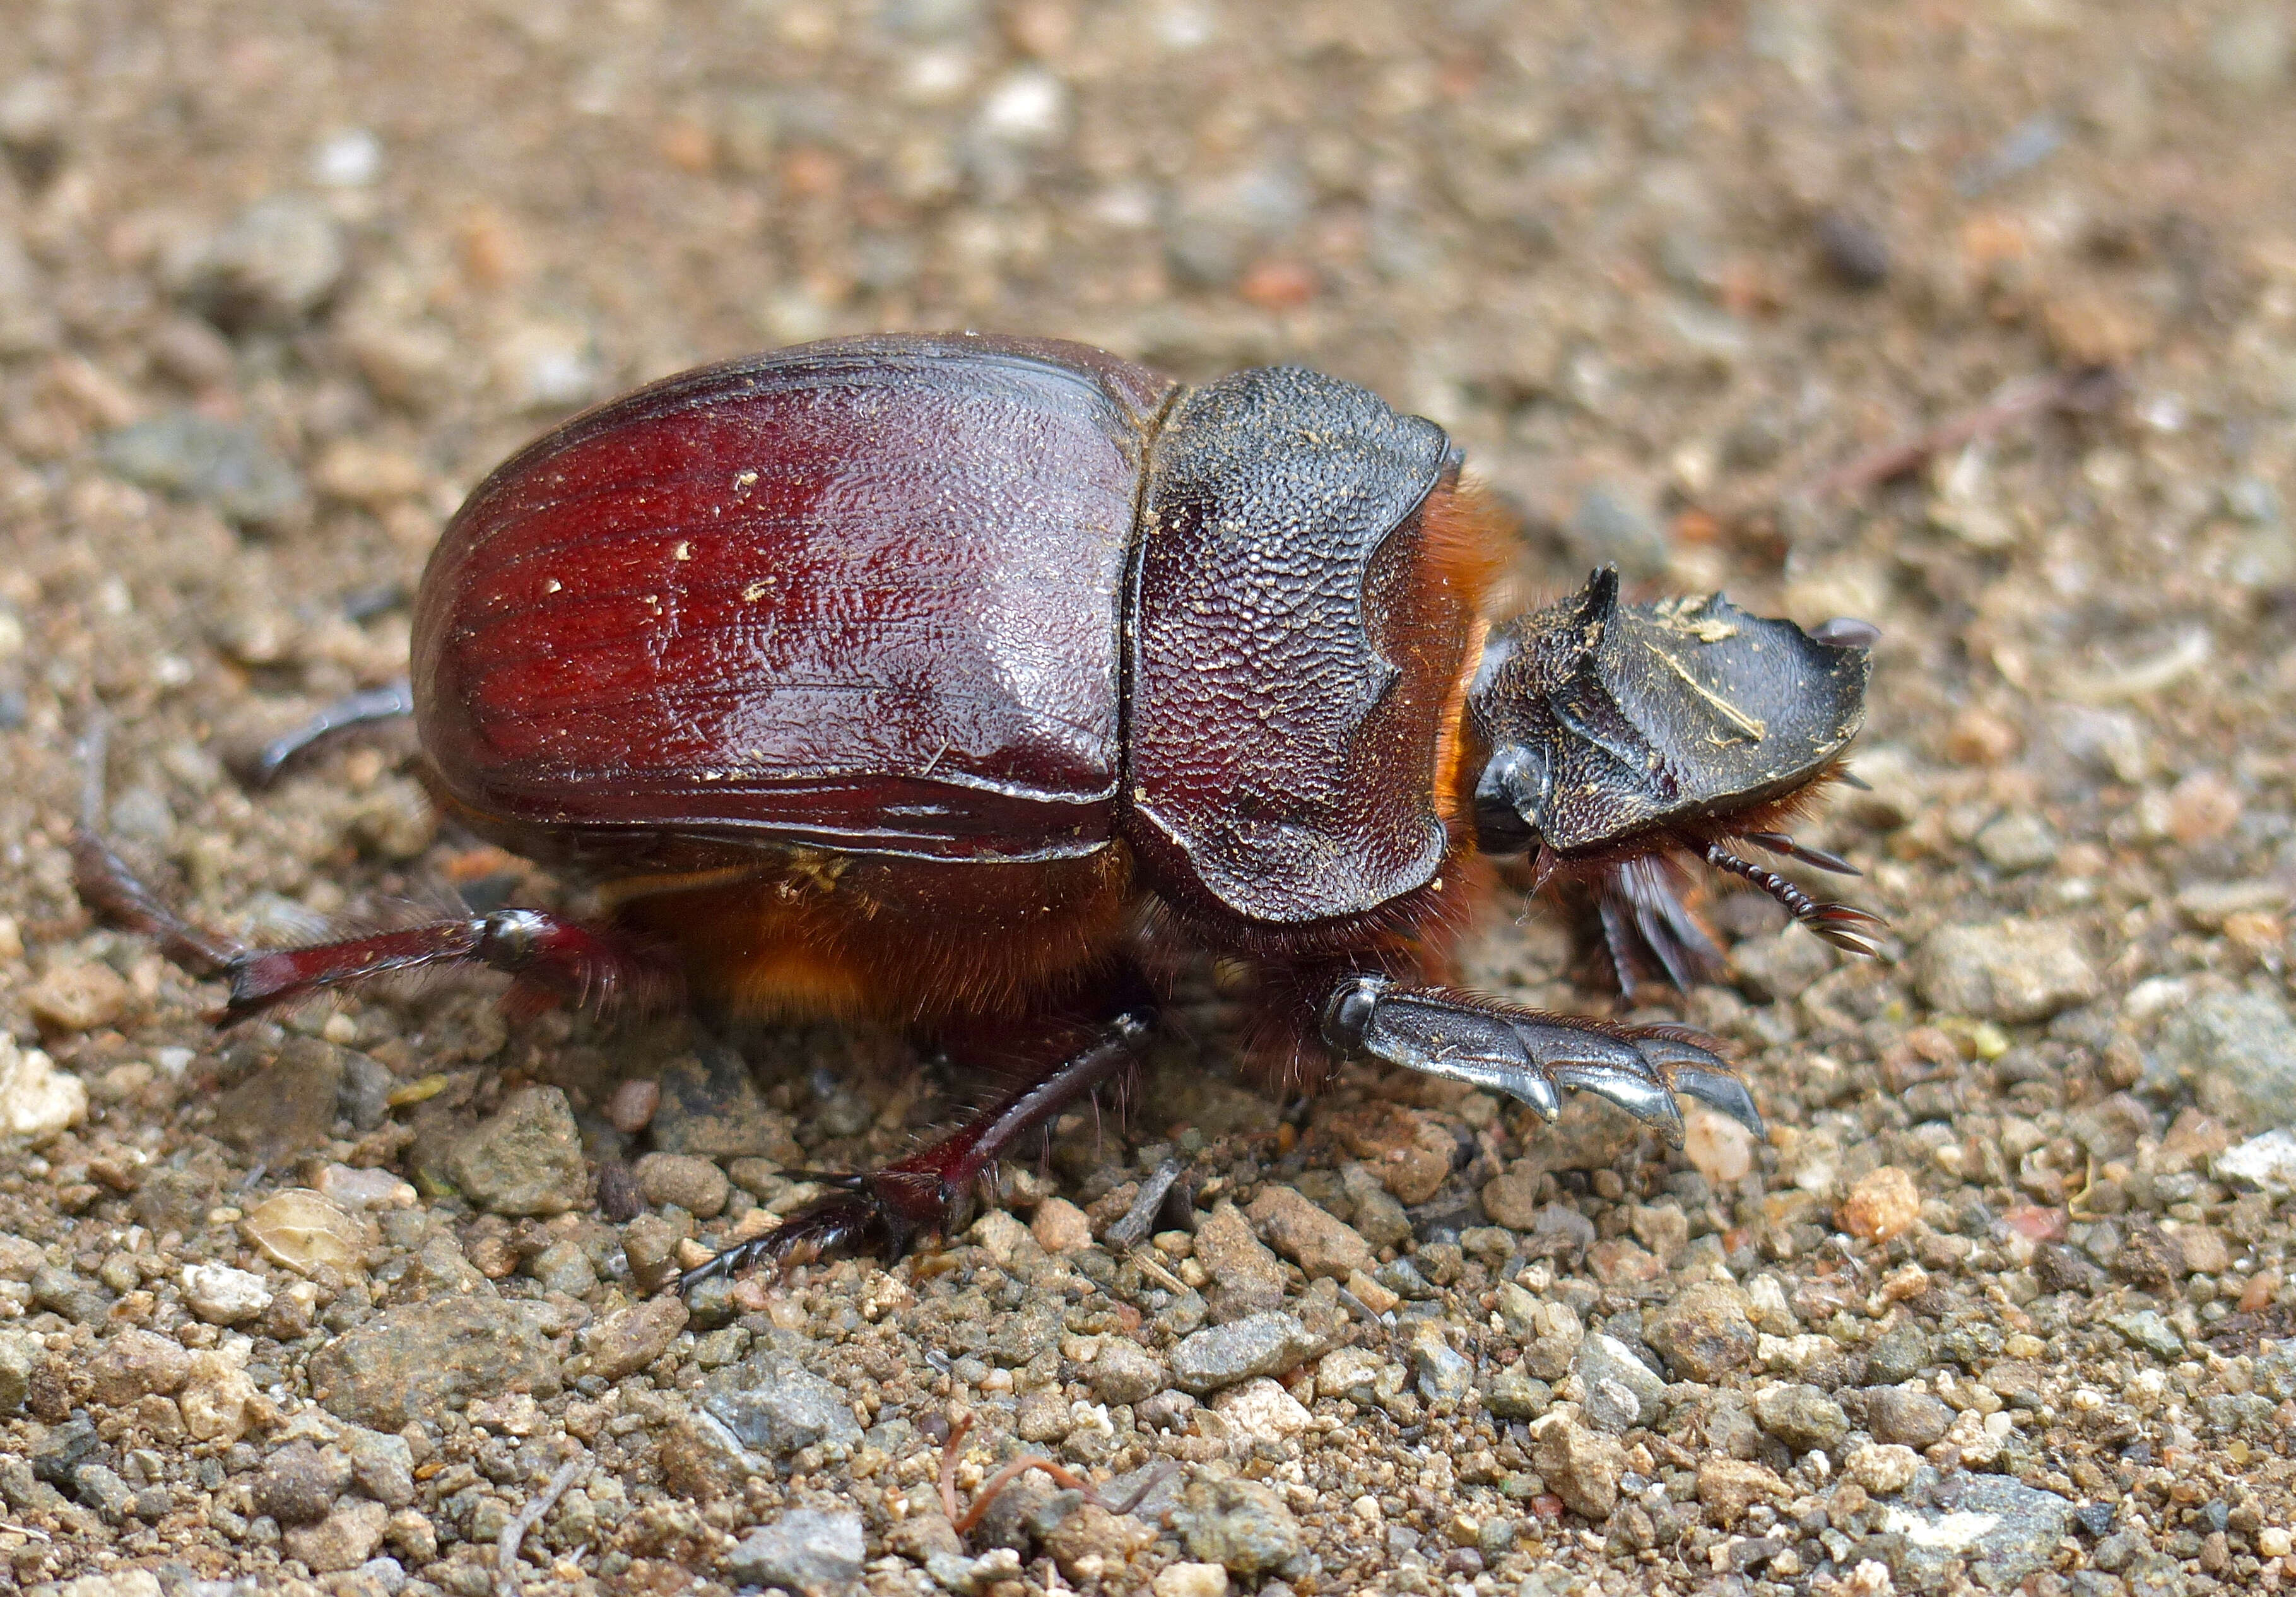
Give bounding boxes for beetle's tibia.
[1316,977,1761,1143]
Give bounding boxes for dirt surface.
[6,2,2296,1595]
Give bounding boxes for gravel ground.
[5,3,2296,1595]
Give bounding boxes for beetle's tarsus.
[669,1009,1155,1295]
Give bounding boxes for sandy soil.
[4,3,2296,1595]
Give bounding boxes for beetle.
[76,332,1881,1288]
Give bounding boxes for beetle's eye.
[1474,789,1534,855]
[1472,746,1542,856]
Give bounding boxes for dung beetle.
[76,333,1880,1288]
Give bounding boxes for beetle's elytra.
[77,333,1881,1287]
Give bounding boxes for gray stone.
[2150,989,2296,1133]
[1878,1473,2074,1591]
[1171,1312,1323,1394]
[1642,1283,1756,1382]
[32,1264,112,1323]
[1866,1385,1953,1449]
[172,194,348,325]
[2107,1309,2186,1363]
[1194,1203,1288,1324]
[98,412,306,528]
[212,1038,344,1164]
[1864,1321,1932,1386]
[72,1461,135,1521]
[728,1507,865,1596]
[651,1046,805,1161]
[1341,1162,1412,1249]
[1408,1322,1475,1405]
[1487,1364,1551,1420]
[1915,919,2098,1023]
[1573,1333,1665,1432]
[1732,927,1835,1003]
[307,1299,560,1431]
[1752,1383,1849,1452]
[705,1354,864,1462]
[1531,1415,1624,1519]
[447,1086,588,1217]
[1175,1476,1302,1578]
[339,1425,415,1508]
[254,1441,346,1533]
[1565,485,1669,579]
[1975,811,2059,874]
[1085,1340,1169,1406]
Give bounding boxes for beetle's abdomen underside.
[414,336,1175,863]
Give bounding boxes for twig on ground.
[497,1454,588,1597]
[1803,366,2121,499]
[938,1411,1177,1536]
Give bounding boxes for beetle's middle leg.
[676,1005,1155,1292]
[1318,972,1762,1145]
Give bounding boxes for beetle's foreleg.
[674,1009,1155,1294]
[1318,974,1762,1146]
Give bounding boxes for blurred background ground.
[3,2,2296,1595]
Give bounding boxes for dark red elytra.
[75,333,1881,1289]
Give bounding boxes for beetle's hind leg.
[674,1008,1155,1294]
[71,828,678,1023]
[1319,974,1762,1146]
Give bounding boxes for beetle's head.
[1466,567,1881,951]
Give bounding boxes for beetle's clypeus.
[77,333,1881,1288]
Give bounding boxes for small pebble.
[1210,1376,1312,1442]
[1815,211,1890,287]
[1643,1282,1756,1382]
[1155,1564,1230,1597]
[0,1035,86,1134]
[242,1189,375,1277]
[1531,1415,1624,1519]
[1030,1196,1093,1253]
[582,1297,690,1382]
[1839,1165,1921,1242]
[608,1076,661,1133]
[633,1152,731,1218]
[1916,919,2099,1023]
[449,1086,590,1216]
[1844,1442,1920,1495]
[26,960,131,1034]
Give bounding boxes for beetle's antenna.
[1743,831,1861,876]
[1704,841,1885,957]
